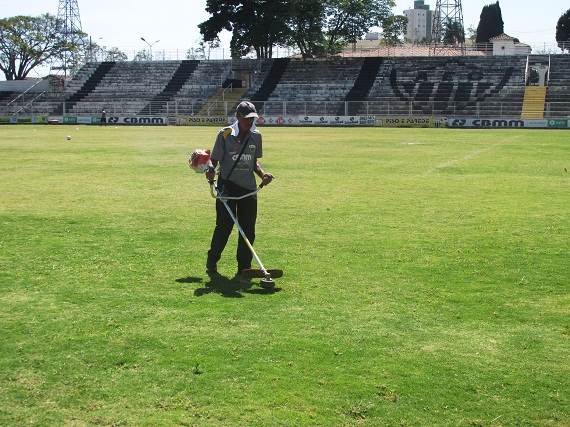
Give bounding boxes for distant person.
[100,110,107,127]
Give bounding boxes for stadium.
[1,1,569,426]
[1,51,570,129]
[2,0,570,128]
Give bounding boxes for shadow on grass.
[176,273,281,298]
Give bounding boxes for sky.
[446,0,568,48]
[2,0,567,49]
[1,0,568,79]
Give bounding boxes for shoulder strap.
[223,134,249,183]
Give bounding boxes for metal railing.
[3,99,569,120]
[60,42,570,63]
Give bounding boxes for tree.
[85,40,127,62]
[200,0,397,59]
[382,15,408,45]
[0,14,76,80]
[133,50,151,61]
[104,47,128,62]
[287,0,397,57]
[475,1,504,44]
[466,24,477,45]
[198,38,221,60]
[320,0,395,56]
[286,0,326,58]
[556,8,570,52]
[187,38,221,60]
[199,0,290,59]
[442,19,465,45]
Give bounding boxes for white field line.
[423,134,525,175]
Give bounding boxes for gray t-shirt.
[211,121,263,190]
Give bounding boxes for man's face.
[237,113,255,132]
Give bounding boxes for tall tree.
[475,1,504,44]
[287,0,396,57]
[199,0,290,59]
[323,0,395,56]
[0,14,75,80]
[286,0,326,58]
[200,0,397,59]
[556,8,570,52]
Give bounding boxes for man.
[205,101,273,277]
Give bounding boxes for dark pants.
[207,182,257,272]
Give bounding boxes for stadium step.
[341,57,384,115]
[521,86,547,119]
[138,60,199,115]
[51,62,115,115]
[198,87,247,116]
[250,58,290,113]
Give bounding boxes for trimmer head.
[241,269,281,289]
[259,277,276,289]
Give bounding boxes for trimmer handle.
[209,181,261,200]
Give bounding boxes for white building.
[404,0,433,43]
[490,33,531,56]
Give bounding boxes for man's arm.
[255,160,273,186]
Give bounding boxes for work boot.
[234,265,252,282]
[237,265,251,276]
[206,260,218,275]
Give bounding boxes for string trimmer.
[189,149,282,289]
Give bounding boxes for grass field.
[1,125,569,426]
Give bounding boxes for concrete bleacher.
[15,55,557,120]
[357,55,526,116]
[61,61,183,115]
[245,57,366,115]
[240,55,527,118]
[0,78,52,116]
[45,61,231,116]
[546,56,570,118]
[51,62,116,115]
[170,60,235,115]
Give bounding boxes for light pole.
[141,37,160,60]
[89,36,103,61]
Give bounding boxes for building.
[404,0,433,43]
[490,34,531,56]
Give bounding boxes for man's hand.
[206,166,216,183]
[261,173,274,186]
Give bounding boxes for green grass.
[1,125,569,426]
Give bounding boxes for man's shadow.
[176,273,281,298]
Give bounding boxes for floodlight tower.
[51,0,83,77]
[431,0,465,54]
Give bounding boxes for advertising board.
[178,116,227,126]
[379,117,441,128]
[0,116,48,124]
[447,118,550,128]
